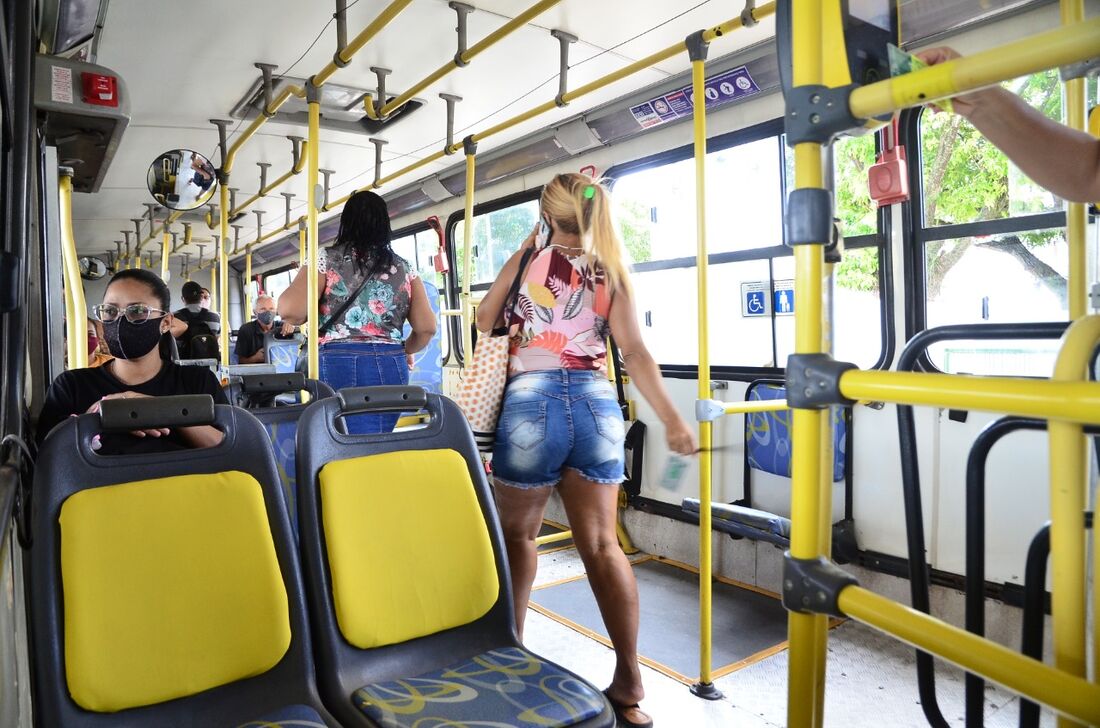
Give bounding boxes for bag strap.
[318,275,372,337]
[490,246,535,336]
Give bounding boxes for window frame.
[392,220,453,364]
[900,106,1068,374]
[444,187,544,364]
[260,262,298,298]
[604,118,894,379]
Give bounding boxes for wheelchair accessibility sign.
[741,280,795,317]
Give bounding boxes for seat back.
[296,386,514,707]
[228,374,336,536]
[402,279,443,393]
[30,397,329,727]
[744,381,847,482]
[265,332,305,374]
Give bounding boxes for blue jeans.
[492,369,626,488]
[318,341,408,434]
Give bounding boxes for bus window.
[915,69,1089,375]
[263,268,295,304]
[453,198,540,287]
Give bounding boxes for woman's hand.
[914,47,997,119]
[86,392,170,438]
[520,224,538,250]
[664,415,698,456]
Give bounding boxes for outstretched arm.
[918,47,1100,203]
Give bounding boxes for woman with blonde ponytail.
[477,172,696,728]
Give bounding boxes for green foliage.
[616,198,653,264]
[833,134,877,237]
[835,246,880,293]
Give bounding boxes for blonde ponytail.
[541,173,633,296]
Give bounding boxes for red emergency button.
[81,72,118,107]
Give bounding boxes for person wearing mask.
[476,173,697,728]
[173,280,221,360]
[917,47,1100,204]
[37,269,226,454]
[86,317,113,368]
[200,287,213,310]
[236,294,296,365]
[278,190,437,433]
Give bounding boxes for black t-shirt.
[36,361,228,453]
[234,320,268,361]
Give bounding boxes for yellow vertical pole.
[160,228,170,281]
[461,143,477,366]
[1062,0,1087,320]
[687,40,719,697]
[245,247,254,321]
[58,169,88,370]
[1048,316,1100,728]
[786,1,829,726]
[134,251,142,270]
[218,186,230,366]
[306,88,321,380]
[209,251,218,315]
[299,218,307,269]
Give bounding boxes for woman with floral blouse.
[278,190,436,433]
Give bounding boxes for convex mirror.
[78,256,108,280]
[147,149,218,211]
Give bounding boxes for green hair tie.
[583,184,596,199]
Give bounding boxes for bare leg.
[558,470,648,719]
[493,481,553,639]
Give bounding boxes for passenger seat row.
[30,382,614,727]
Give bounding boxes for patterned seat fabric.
[353,646,605,728]
[237,704,327,727]
[746,384,847,481]
[262,420,299,535]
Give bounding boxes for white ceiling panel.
[72,0,771,256]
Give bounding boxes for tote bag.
[455,247,534,452]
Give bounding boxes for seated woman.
[278,190,437,433]
[86,316,113,368]
[37,269,226,454]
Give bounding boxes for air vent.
[229,75,423,135]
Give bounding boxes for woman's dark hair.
[105,269,175,361]
[334,190,394,277]
[106,268,171,310]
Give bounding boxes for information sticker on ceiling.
[629,65,759,130]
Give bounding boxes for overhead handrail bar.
[327,4,777,210]
[364,0,563,121]
[696,398,789,421]
[229,137,308,218]
[58,168,88,370]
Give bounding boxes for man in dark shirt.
[235,294,296,364]
[174,281,222,359]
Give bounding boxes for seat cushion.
[353,646,606,728]
[319,448,498,649]
[59,471,291,712]
[237,704,327,727]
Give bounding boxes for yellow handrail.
[1062,0,1088,322]
[58,170,88,370]
[689,53,717,691]
[229,143,308,218]
[218,184,230,365]
[837,370,1100,425]
[312,0,415,88]
[786,0,829,724]
[1047,316,1100,728]
[244,247,253,321]
[837,586,1100,726]
[847,18,1100,121]
[370,0,563,120]
[305,97,321,380]
[160,228,170,281]
[460,150,476,363]
[724,400,789,415]
[534,530,573,547]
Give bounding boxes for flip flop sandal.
[603,689,654,728]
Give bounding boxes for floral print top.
[506,244,612,376]
[316,246,418,345]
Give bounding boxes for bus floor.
[524,546,1056,727]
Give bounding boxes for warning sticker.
[629,65,760,130]
[51,66,73,104]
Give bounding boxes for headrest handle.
[337,386,428,413]
[99,395,215,431]
[240,372,306,394]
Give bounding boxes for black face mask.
[102,317,164,360]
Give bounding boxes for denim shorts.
[318,340,408,434]
[492,369,626,488]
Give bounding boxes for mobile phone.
[535,217,552,248]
